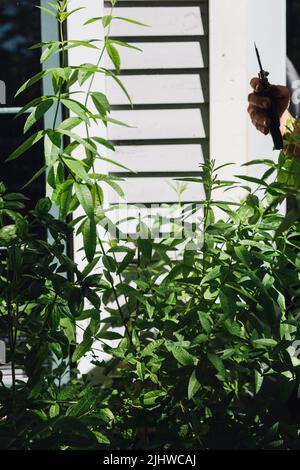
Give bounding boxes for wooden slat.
[107,73,208,105]
[107,176,205,203]
[103,0,209,205]
[105,40,208,69]
[106,144,207,172]
[106,6,208,37]
[108,108,208,140]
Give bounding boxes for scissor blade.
[254,42,264,73]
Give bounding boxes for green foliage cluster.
[1,0,300,450]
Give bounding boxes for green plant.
[0,184,110,449]
[1,0,300,450]
[98,157,300,449]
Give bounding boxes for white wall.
[209,0,286,183]
[68,0,287,374]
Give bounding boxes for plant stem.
[81,6,133,344]
[53,20,66,130]
[202,162,213,273]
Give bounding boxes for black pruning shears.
[254,43,283,150]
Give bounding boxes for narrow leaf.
[75,183,94,219]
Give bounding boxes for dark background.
[0,0,45,213]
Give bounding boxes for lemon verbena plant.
[2,0,300,450]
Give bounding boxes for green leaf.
[188,370,201,400]
[174,177,203,183]
[84,15,148,28]
[62,157,90,183]
[143,390,166,406]
[96,155,133,173]
[103,255,117,272]
[72,336,93,362]
[15,96,48,119]
[171,346,198,367]
[114,17,149,27]
[40,42,60,64]
[74,183,94,219]
[253,338,278,348]
[66,389,96,417]
[98,116,133,128]
[141,340,164,358]
[92,136,115,151]
[97,331,123,341]
[63,7,85,21]
[15,69,50,97]
[254,370,264,394]
[35,5,57,19]
[83,218,97,263]
[23,165,47,189]
[207,353,226,380]
[49,403,60,418]
[117,251,135,274]
[59,130,97,154]
[58,116,82,131]
[100,68,132,106]
[94,431,110,445]
[44,130,61,166]
[94,175,125,198]
[201,266,221,285]
[234,174,267,186]
[61,98,89,123]
[82,256,101,278]
[3,193,29,201]
[84,16,102,25]
[65,40,100,51]
[109,40,142,52]
[90,92,110,115]
[97,408,114,424]
[0,225,17,245]
[6,130,45,161]
[242,159,275,167]
[106,42,121,73]
[275,208,300,238]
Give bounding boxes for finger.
[250,109,271,129]
[247,104,257,118]
[255,123,269,135]
[250,77,263,93]
[248,93,270,109]
[268,84,289,99]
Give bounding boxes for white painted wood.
[108,108,207,140]
[247,0,286,169]
[107,177,205,203]
[209,0,248,183]
[106,144,206,172]
[105,41,208,70]
[209,0,286,185]
[107,73,208,104]
[106,7,207,37]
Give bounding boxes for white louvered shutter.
[104,0,209,205]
